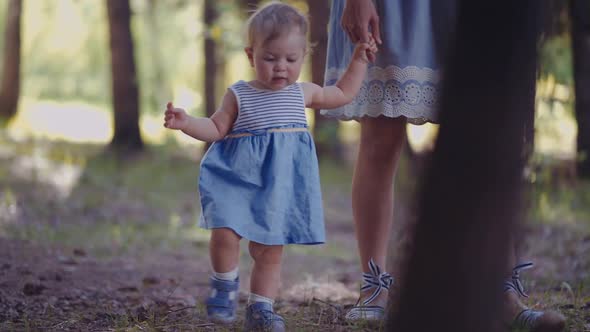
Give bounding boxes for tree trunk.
[389,2,542,331]
[106,0,143,152]
[570,0,590,179]
[307,0,343,161]
[146,0,170,113]
[0,0,22,125]
[238,0,260,12]
[203,0,222,152]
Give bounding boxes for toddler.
[163,1,377,330]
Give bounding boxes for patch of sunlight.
[408,123,439,153]
[0,189,20,228]
[8,98,112,143]
[338,120,360,144]
[174,218,210,243]
[338,121,439,154]
[7,97,205,147]
[23,0,91,58]
[226,51,253,86]
[168,214,181,233]
[11,154,83,199]
[535,99,576,158]
[173,85,202,114]
[305,109,315,129]
[554,84,571,102]
[284,274,358,303]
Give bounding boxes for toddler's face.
[246,29,306,90]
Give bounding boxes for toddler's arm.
[301,38,377,110]
[164,90,238,142]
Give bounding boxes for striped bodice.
[229,80,308,133]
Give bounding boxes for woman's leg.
[248,242,284,299]
[352,116,407,307]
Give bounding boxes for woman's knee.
[248,242,283,265]
[359,117,407,163]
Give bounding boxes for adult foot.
[504,263,565,332]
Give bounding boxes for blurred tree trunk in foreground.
[570,0,590,179]
[0,0,22,125]
[107,0,143,152]
[307,0,343,161]
[389,2,542,332]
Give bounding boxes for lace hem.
[322,65,442,125]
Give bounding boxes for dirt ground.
[1,208,589,331]
[0,143,589,331]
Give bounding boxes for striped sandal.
[505,262,565,332]
[345,259,394,321]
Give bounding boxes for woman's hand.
[341,0,381,45]
[163,102,189,130]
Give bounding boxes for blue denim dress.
[198,81,326,245]
[322,0,457,124]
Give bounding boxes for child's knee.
[210,228,241,247]
[248,242,283,264]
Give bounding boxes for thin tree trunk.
[307,0,343,161]
[0,0,22,124]
[203,0,222,152]
[389,2,542,331]
[107,0,143,152]
[238,0,260,12]
[146,0,169,113]
[570,0,590,178]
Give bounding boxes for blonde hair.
[245,1,308,47]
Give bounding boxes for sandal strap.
[345,305,386,320]
[513,308,543,329]
[504,262,533,298]
[360,258,394,306]
[210,276,239,292]
[207,276,239,309]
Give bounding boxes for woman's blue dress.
[322,0,457,124]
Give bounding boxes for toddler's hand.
[353,35,378,64]
[163,102,188,130]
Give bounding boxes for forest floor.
[0,137,589,331]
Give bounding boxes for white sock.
[213,266,239,281]
[248,292,274,306]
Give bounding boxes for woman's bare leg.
[352,116,407,307]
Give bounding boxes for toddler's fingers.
[166,102,173,109]
[367,51,376,63]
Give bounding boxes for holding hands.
[354,35,378,64]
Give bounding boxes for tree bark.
[389,2,542,331]
[307,0,343,161]
[0,0,22,124]
[106,0,143,152]
[146,0,170,114]
[203,0,222,152]
[570,0,590,178]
